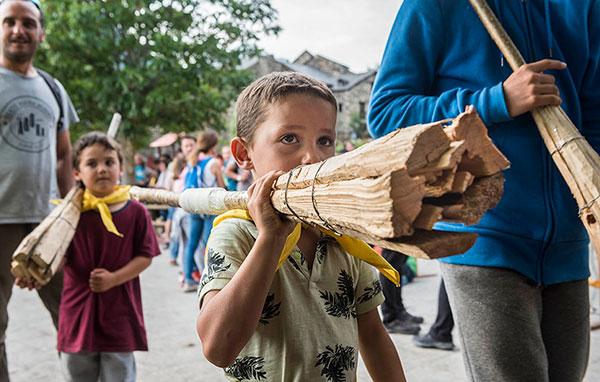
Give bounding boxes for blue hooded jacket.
[368,0,600,285]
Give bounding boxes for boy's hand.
[247,171,295,238]
[503,59,566,117]
[89,268,117,293]
[14,277,41,290]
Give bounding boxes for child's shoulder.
[109,198,148,219]
[213,216,257,238]
[209,217,258,251]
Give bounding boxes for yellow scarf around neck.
[213,209,400,286]
[81,185,131,237]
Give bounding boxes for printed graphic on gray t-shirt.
[0,66,79,224]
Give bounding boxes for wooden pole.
[107,112,122,138]
[468,0,600,256]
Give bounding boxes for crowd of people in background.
[131,133,254,292]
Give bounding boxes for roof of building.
[242,52,376,92]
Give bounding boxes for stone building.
[244,51,376,140]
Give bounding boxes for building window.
[338,103,343,112]
[359,102,366,119]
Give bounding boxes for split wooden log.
[468,0,600,258]
[10,187,84,285]
[132,107,509,259]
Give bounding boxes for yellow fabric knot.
[81,185,131,237]
[212,209,400,286]
[590,279,600,289]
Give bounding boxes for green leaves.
[36,0,279,146]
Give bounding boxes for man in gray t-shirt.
[0,1,79,380]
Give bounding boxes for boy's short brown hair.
[72,131,122,170]
[235,72,337,145]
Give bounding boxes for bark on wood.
[11,187,83,285]
[444,106,510,177]
[441,172,505,224]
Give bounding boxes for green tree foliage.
[36,0,280,145]
[348,111,368,139]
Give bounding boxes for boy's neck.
[296,226,322,268]
[107,200,128,212]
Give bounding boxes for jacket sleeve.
[368,0,511,139]
[580,0,600,152]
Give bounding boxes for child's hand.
[247,171,295,238]
[14,277,41,290]
[89,268,117,293]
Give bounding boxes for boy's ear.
[73,168,81,182]
[231,137,254,171]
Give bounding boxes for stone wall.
[334,74,376,141]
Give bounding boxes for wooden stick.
[107,112,122,138]
[468,0,600,255]
[11,187,83,285]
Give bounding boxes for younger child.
[59,132,160,381]
[196,72,406,381]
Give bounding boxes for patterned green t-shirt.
[198,218,384,382]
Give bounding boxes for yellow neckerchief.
[81,185,131,237]
[590,279,600,289]
[212,209,400,286]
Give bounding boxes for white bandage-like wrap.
[179,188,229,215]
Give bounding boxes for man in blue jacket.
[369,0,599,380]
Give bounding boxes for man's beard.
[2,40,39,63]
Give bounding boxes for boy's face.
[237,94,337,178]
[74,143,122,198]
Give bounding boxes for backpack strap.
[184,164,199,189]
[37,69,64,132]
[197,158,212,188]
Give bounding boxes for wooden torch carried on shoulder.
[132,106,509,259]
[468,0,600,268]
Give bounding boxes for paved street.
[6,252,600,381]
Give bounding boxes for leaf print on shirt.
[357,279,382,304]
[319,269,356,319]
[288,254,302,272]
[200,248,231,288]
[315,344,356,382]
[259,293,281,325]
[316,236,334,264]
[224,356,267,380]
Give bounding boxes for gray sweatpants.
[441,263,589,382]
[60,351,136,382]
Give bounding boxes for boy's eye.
[280,134,298,144]
[317,136,334,146]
